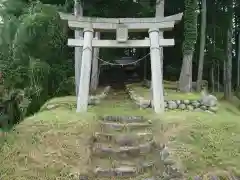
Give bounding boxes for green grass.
[128,83,201,100]
[0,85,240,179]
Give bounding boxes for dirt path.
[90,88,153,116]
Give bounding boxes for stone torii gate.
[59,12,182,113]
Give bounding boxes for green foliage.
[0,0,70,124]
[182,0,198,55]
[13,3,65,61]
[0,88,30,130]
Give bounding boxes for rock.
[164,101,168,108]
[88,97,100,105]
[183,99,190,105]
[115,135,136,146]
[46,104,56,109]
[139,99,151,108]
[103,116,145,122]
[176,100,181,105]
[187,105,194,111]
[100,122,151,132]
[79,175,89,180]
[140,161,155,170]
[201,94,218,107]
[194,108,203,112]
[208,106,218,113]
[163,157,176,166]
[205,110,214,114]
[200,105,207,110]
[191,100,201,108]
[165,164,183,178]
[139,141,154,153]
[115,166,137,177]
[160,146,170,161]
[98,93,106,99]
[168,101,178,109]
[193,175,202,180]
[178,104,186,110]
[94,167,115,177]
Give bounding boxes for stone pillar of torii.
[59,8,182,114]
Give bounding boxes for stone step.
[93,166,137,177]
[91,152,159,167]
[93,161,155,177]
[92,140,156,158]
[93,132,153,146]
[99,122,152,132]
[101,115,148,123]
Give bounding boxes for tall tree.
[224,0,234,100]
[196,0,206,91]
[179,0,198,92]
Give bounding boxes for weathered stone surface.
[200,94,218,107]
[91,115,185,179]
[88,86,111,105]
[200,105,207,110]
[115,166,137,176]
[194,108,203,112]
[175,100,181,105]
[178,104,186,110]
[94,166,137,177]
[93,132,153,146]
[168,101,177,109]
[100,122,152,132]
[93,141,155,157]
[183,99,190,104]
[139,141,155,153]
[94,167,115,177]
[164,164,183,178]
[187,105,194,111]
[160,146,170,161]
[79,175,89,180]
[115,135,138,146]
[102,115,145,123]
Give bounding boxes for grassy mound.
[0,106,98,180]
[40,96,77,111]
[0,86,240,179]
[154,109,240,176]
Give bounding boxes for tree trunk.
[237,32,240,88]
[217,63,220,92]
[196,0,207,91]
[223,60,227,96]
[74,0,83,95]
[90,32,100,91]
[179,53,193,92]
[211,64,215,92]
[224,29,233,100]
[224,2,233,100]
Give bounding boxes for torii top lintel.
[59,12,183,32]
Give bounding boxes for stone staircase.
[86,115,183,179]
